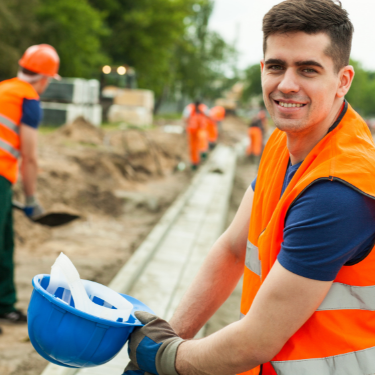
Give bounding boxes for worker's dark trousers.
[0,175,16,314]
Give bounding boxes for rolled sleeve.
[21,98,42,128]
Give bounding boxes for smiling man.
[124,1,375,375]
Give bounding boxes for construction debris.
[108,89,154,126]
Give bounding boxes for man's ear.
[337,65,355,98]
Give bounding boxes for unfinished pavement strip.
[40,144,237,375]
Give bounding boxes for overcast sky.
[209,0,375,70]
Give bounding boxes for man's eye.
[303,68,317,73]
[268,65,284,71]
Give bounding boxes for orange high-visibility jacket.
[0,78,39,183]
[240,102,375,375]
[210,106,225,121]
[186,103,208,133]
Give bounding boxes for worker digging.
[246,109,268,165]
[0,44,61,334]
[122,1,375,374]
[209,105,226,136]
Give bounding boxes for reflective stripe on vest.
[245,244,375,312]
[318,282,375,311]
[0,139,20,158]
[271,345,375,375]
[245,241,261,276]
[0,114,19,134]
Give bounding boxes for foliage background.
[1,1,374,116]
[0,0,237,108]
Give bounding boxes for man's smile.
[275,101,305,108]
[273,99,308,112]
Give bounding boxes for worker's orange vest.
[240,102,375,375]
[0,77,39,184]
[186,103,208,132]
[210,106,225,121]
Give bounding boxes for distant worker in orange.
[183,100,210,169]
[246,109,268,164]
[207,106,226,149]
[209,105,226,135]
[0,44,60,331]
[197,119,209,158]
[206,116,218,150]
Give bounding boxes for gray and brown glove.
[24,196,44,219]
[123,311,184,375]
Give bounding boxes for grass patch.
[101,122,123,131]
[154,112,181,121]
[102,122,157,132]
[39,125,59,134]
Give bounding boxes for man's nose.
[278,68,300,94]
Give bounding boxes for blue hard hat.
[28,274,154,368]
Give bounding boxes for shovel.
[12,201,80,227]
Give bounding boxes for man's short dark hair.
[21,67,38,76]
[262,0,354,72]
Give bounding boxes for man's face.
[36,77,51,95]
[261,32,342,133]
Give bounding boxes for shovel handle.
[12,201,25,211]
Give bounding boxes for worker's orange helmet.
[19,44,61,80]
[210,106,226,121]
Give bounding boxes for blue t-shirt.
[251,162,375,281]
[21,98,42,128]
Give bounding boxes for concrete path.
[41,145,237,375]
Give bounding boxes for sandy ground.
[0,116,250,375]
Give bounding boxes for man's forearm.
[169,234,245,339]
[174,261,333,375]
[176,320,262,375]
[21,157,38,197]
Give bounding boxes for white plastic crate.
[41,79,87,104]
[86,80,100,104]
[108,104,152,126]
[41,102,102,127]
[41,78,100,105]
[83,104,102,127]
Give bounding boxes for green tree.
[89,0,198,97]
[35,0,108,78]
[0,0,39,80]
[242,63,262,104]
[0,0,238,106]
[0,0,108,80]
[171,1,238,104]
[345,59,375,117]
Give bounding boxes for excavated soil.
[0,116,249,375]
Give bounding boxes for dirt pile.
[12,120,190,251]
[55,116,104,145]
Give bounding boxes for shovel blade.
[33,213,80,227]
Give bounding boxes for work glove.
[123,311,184,375]
[24,196,44,219]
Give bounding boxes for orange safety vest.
[206,117,218,144]
[240,102,375,375]
[186,103,208,132]
[209,106,225,121]
[0,77,40,183]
